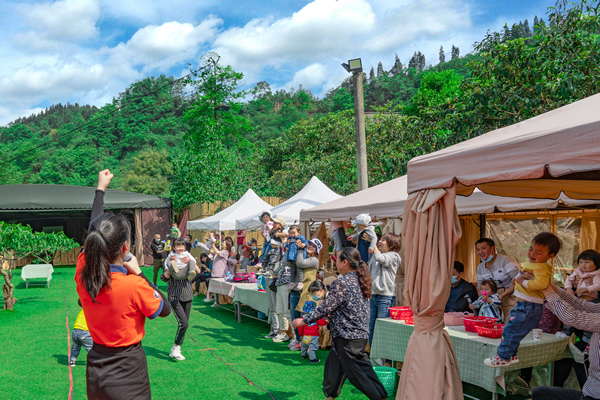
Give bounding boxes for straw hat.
[272,216,287,227]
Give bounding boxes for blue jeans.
[290,290,303,341]
[259,241,271,263]
[498,301,544,360]
[70,329,93,362]
[369,294,396,345]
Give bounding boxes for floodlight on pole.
[342,58,368,191]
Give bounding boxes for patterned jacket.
[303,271,369,340]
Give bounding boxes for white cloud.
[214,0,377,72]
[101,0,216,24]
[19,0,101,43]
[106,17,222,72]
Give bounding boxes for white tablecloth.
[207,278,255,297]
[21,264,54,280]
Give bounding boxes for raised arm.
[296,251,319,270]
[90,170,114,224]
[546,291,600,333]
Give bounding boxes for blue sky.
[0,0,552,125]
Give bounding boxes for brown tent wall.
[142,208,172,266]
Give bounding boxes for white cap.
[352,213,371,226]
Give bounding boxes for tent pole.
[479,214,486,239]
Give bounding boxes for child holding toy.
[469,279,504,323]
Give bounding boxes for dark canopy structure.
[0,185,171,265]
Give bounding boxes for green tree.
[121,149,173,196]
[170,53,254,210]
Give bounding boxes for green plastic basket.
[374,366,397,398]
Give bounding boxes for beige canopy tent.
[300,175,596,223]
[399,93,600,399]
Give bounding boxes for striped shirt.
[472,293,503,323]
[160,272,193,302]
[546,289,600,399]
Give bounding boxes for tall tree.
[451,45,460,59]
[439,46,446,63]
[390,54,403,75]
[376,62,385,77]
[170,52,254,210]
[369,67,375,82]
[523,19,532,37]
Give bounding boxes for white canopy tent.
[300,175,598,222]
[237,176,342,230]
[187,189,273,232]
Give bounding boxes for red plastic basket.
[462,316,496,332]
[404,316,414,325]
[389,306,413,321]
[476,324,505,339]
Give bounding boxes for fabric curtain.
[398,185,463,400]
[142,208,172,266]
[455,215,480,283]
[313,222,330,267]
[580,215,600,253]
[178,209,189,239]
[382,218,402,235]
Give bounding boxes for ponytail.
[338,247,373,299]
[82,213,131,302]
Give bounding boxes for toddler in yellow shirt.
[484,232,561,367]
[69,299,93,367]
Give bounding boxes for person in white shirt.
[475,238,520,323]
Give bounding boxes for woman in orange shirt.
[75,170,171,400]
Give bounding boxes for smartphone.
[124,252,133,262]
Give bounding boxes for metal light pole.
[342,58,368,191]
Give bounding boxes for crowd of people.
[69,170,600,400]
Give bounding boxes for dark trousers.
[290,290,303,341]
[86,342,151,400]
[532,386,598,400]
[171,299,192,346]
[191,274,209,292]
[153,258,162,284]
[323,337,387,400]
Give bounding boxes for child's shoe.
[310,359,321,364]
[169,344,185,361]
[188,270,197,281]
[170,260,179,274]
[288,338,297,348]
[290,342,302,351]
[510,356,519,364]
[484,355,512,367]
[69,360,76,367]
[301,354,308,359]
[272,333,289,343]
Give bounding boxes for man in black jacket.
[445,261,478,313]
[151,234,166,286]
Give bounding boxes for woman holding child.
[293,247,387,400]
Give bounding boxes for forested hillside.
[1,1,598,212]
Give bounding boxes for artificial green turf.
[0,266,529,400]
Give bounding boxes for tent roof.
[406,93,600,199]
[237,176,342,229]
[0,184,170,210]
[300,175,598,222]
[187,189,272,231]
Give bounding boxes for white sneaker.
[203,296,214,303]
[211,303,217,308]
[288,339,297,348]
[264,332,276,339]
[169,345,185,361]
[272,333,290,343]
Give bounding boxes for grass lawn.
[0,266,529,400]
